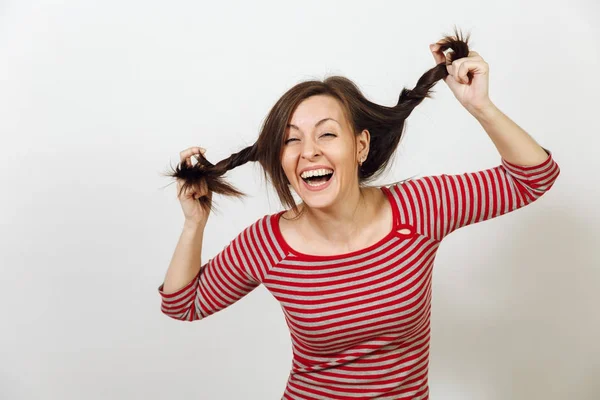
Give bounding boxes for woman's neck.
[299,186,376,246]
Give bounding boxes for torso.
[278,186,394,257]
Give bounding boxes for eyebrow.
[286,117,339,131]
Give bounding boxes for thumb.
[429,43,446,65]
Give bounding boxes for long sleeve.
[157,219,268,322]
[390,148,560,241]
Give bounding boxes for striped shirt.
[158,149,560,399]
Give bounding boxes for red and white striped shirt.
[159,150,560,399]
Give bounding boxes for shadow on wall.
[430,207,600,400]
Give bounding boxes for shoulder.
[380,177,427,201]
[231,211,285,249]
[241,212,280,235]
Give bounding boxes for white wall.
[1,1,598,399]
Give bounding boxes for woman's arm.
[472,102,550,166]
[161,221,205,294]
[158,219,265,322]
[429,42,551,165]
[395,44,561,240]
[389,149,559,241]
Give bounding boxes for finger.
[193,148,207,165]
[200,187,213,203]
[449,59,463,83]
[468,50,482,60]
[193,182,209,201]
[448,60,467,84]
[429,43,446,65]
[457,61,469,83]
[457,60,488,83]
[180,146,206,159]
[180,148,193,159]
[193,149,207,167]
[191,184,203,199]
[180,147,206,166]
[177,181,189,199]
[201,180,210,197]
[180,149,193,163]
[452,58,473,83]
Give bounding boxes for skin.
[279,94,393,255]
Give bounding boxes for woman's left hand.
[429,43,493,114]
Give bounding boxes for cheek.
[333,150,355,171]
[337,157,360,182]
[280,153,296,180]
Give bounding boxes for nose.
[301,137,321,160]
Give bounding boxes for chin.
[296,174,339,209]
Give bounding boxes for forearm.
[161,221,205,294]
[471,102,550,166]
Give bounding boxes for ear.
[356,129,370,156]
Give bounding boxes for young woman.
[158,30,560,400]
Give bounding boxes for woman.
[158,30,560,400]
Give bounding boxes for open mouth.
[301,171,334,186]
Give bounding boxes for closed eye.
[284,133,336,145]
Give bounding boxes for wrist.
[183,219,206,233]
[469,101,500,122]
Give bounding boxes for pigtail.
[162,143,258,214]
[355,27,472,182]
[398,26,471,108]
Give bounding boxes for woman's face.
[281,94,369,211]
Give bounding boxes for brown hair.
[163,27,471,216]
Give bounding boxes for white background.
[1,1,598,399]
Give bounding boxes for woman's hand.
[429,42,494,115]
[177,146,212,226]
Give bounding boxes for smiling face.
[281,94,369,211]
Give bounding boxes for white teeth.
[306,180,328,187]
[300,168,334,179]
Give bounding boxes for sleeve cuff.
[501,147,554,172]
[158,268,202,300]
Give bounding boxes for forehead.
[289,95,345,125]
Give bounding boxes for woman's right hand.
[177,146,212,226]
